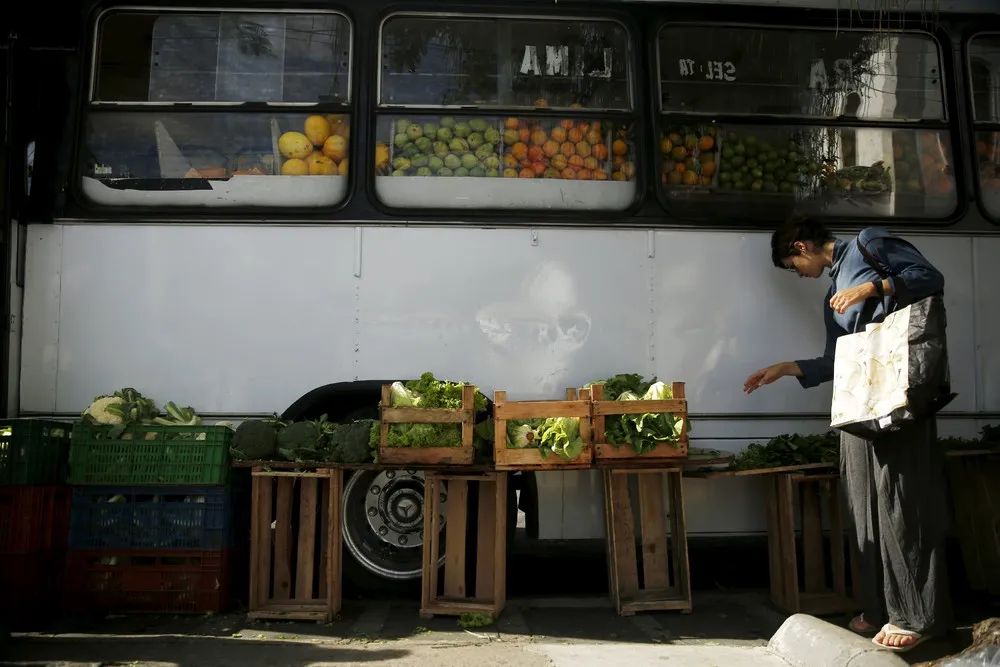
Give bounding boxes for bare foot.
[873,624,925,651]
[849,616,877,633]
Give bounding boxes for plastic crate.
[70,486,232,550]
[64,549,229,614]
[69,424,232,486]
[0,419,71,485]
[0,551,66,627]
[0,486,71,554]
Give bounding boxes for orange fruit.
[503,129,519,145]
[551,154,568,170]
[535,98,549,107]
[503,168,519,178]
[519,168,535,178]
[568,155,585,170]
[700,160,717,177]
[583,156,599,170]
[682,170,699,185]
[560,141,576,157]
[530,129,547,146]
[504,117,520,130]
[577,168,592,180]
[531,161,546,176]
[519,128,531,143]
[528,146,544,162]
[543,140,560,158]
[612,139,628,156]
[699,135,714,151]
[593,144,609,161]
[575,141,592,158]
[667,170,683,185]
[503,154,520,169]
[671,146,688,161]
[511,142,528,160]
[322,135,347,162]
[561,168,577,180]
[568,128,584,143]
[593,168,609,181]
[661,138,673,155]
[586,129,603,145]
[551,127,567,143]
[560,119,575,130]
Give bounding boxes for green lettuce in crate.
[368,372,489,449]
[587,373,689,455]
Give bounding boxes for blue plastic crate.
[69,486,232,550]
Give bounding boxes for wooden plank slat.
[608,473,639,600]
[801,483,825,594]
[636,474,670,592]
[668,470,691,607]
[476,480,497,602]
[776,474,800,612]
[272,477,294,600]
[764,475,785,609]
[327,469,343,617]
[828,478,847,598]
[295,477,318,600]
[593,399,686,416]
[443,480,469,598]
[381,407,471,423]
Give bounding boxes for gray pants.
[840,417,953,635]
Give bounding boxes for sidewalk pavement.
[0,592,958,667]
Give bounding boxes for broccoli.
[277,421,323,461]
[328,420,376,464]
[230,420,280,460]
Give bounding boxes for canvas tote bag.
[830,237,956,439]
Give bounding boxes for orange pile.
[500,117,635,181]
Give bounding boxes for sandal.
[849,615,878,634]
[872,624,931,653]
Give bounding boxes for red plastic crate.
[0,551,66,626]
[0,486,70,554]
[65,549,229,614]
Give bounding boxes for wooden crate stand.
[764,471,862,616]
[493,388,592,470]
[603,466,692,615]
[379,383,476,466]
[592,382,690,464]
[420,471,507,619]
[249,468,342,622]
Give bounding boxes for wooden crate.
[493,388,593,470]
[248,468,342,622]
[603,467,691,615]
[591,382,689,464]
[420,471,507,619]
[379,383,476,466]
[764,471,862,616]
[945,450,1000,595]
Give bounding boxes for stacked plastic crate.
[64,423,234,615]
[0,419,72,627]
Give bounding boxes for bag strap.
[855,236,902,317]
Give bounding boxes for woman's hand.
[744,363,791,394]
[829,283,876,314]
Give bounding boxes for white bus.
[4,0,999,590]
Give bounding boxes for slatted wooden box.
[379,384,476,466]
[591,381,689,464]
[493,389,592,470]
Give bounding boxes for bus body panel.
[18,223,998,539]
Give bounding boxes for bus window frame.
[368,7,647,219]
[651,20,964,227]
[966,30,1000,224]
[73,4,358,216]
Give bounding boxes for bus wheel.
[341,468,443,589]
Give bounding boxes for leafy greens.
[587,373,688,455]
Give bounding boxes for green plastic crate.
[69,424,232,486]
[0,419,72,485]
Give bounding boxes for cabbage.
[389,382,421,407]
[509,423,539,448]
[593,374,690,455]
[507,417,584,460]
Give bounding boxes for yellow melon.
[306,151,337,175]
[322,135,347,163]
[280,158,309,176]
[338,158,348,176]
[375,144,390,168]
[278,132,313,160]
[304,115,333,147]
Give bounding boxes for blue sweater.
[794,227,945,389]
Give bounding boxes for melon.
[280,158,309,176]
[278,132,313,160]
[306,151,337,175]
[304,115,333,147]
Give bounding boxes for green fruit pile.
[717,131,821,194]
[389,117,502,178]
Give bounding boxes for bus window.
[81,10,352,209]
[655,26,956,222]
[374,14,638,212]
[969,33,1000,221]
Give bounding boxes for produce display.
[662,125,958,202]
[368,372,492,449]
[505,417,586,460]
[80,388,227,441]
[586,373,687,455]
[731,432,839,471]
[375,115,636,181]
[276,114,350,176]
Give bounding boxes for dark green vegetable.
[733,432,839,471]
[230,419,280,460]
[327,420,377,464]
